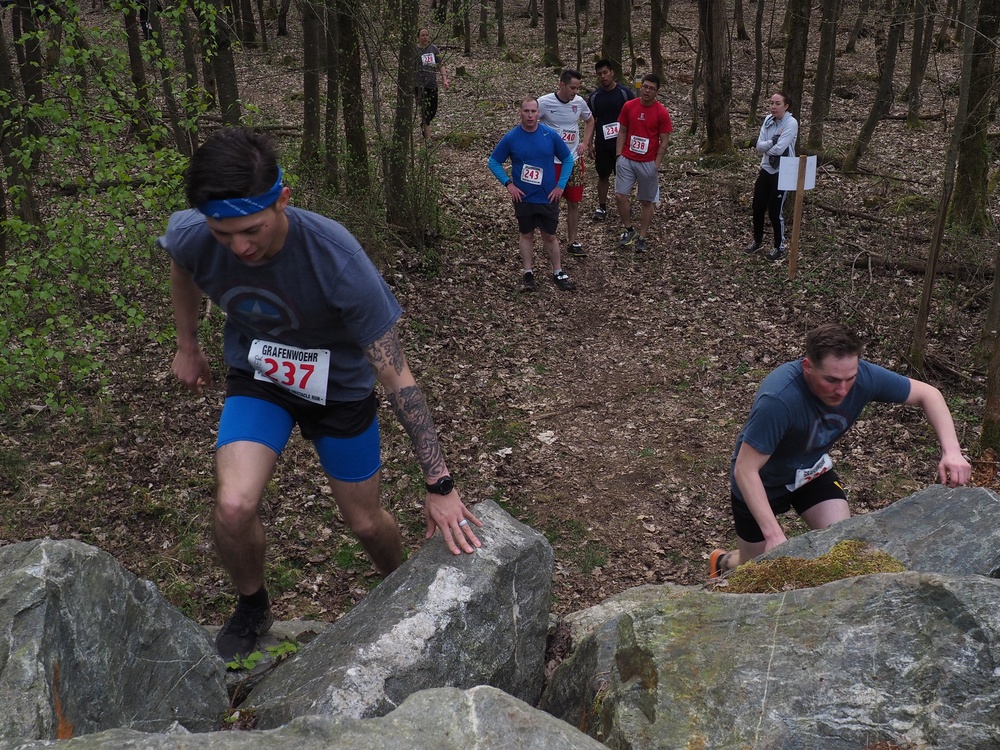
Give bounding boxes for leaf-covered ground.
[1,2,996,625]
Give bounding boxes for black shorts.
[731,470,847,543]
[514,201,559,235]
[416,86,439,126]
[594,148,617,180]
[224,367,377,439]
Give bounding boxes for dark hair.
[805,324,864,364]
[184,127,281,208]
[773,90,792,111]
[559,68,582,85]
[641,73,661,89]
[595,59,613,72]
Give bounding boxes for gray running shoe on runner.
[619,227,637,246]
[520,270,536,292]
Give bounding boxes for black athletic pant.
[751,168,787,250]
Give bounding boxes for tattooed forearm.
[388,384,447,479]
[366,326,406,379]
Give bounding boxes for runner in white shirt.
[537,69,594,257]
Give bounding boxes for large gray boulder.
[0,686,606,749]
[247,499,554,728]
[759,485,1000,575]
[541,487,1000,750]
[0,540,227,740]
[543,573,1000,749]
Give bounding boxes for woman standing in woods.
[744,92,798,262]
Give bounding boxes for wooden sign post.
[778,154,817,279]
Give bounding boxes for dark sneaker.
[520,270,536,292]
[568,241,587,257]
[593,207,607,221]
[216,602,274,662]
[744,240,761,254]
[766,245,786,262]
[553,270,576,291]
[634,237,647,253]
[619,227,637,246]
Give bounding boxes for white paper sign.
[778,154,817,191]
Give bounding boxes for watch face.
[429,476,454,494]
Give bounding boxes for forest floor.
[1,1,998,626]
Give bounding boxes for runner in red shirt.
[615,74,672,254]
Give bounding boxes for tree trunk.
[0,15,38,224]
[529,0,537,28]
[480,0,488,42]
[14,0,44,141]
[734,0,749,40]
[949,0,997,233]
[699,0,733,153]
[196,0,241,124]
[905,0,935,127]
[147,0,193,155]
[748,0,765,126]
[255,0,269,51]
[495,0,505,46]
[781,0,812,114]
[324,0,340,190]
[122,1,151,114]
[651,0,671,77]
[846,0,872,52]
[602,0,624,80]
[842,0,910,172]
[807,0,840,150]
[982,331,1000,450]
[277,0,291,35]
[301,0,321,164]
[238,0,257,46]
[338,0,370,193]
[543,0,561,66]
[909,0,976,371]
[385,0,418,231]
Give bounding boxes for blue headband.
[197,167,284,219]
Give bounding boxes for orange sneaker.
[709,549,729,579]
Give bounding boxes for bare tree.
[301,0,322,164]
[949,0,998,233]
[906,0,936,127]
[543,0,562,66]
[846,0,872,52]
[651,0,672,77]
[842,0,912,172]
[602,0,625,80]
[699,0,733,153]
[337,0,370,193]
[806,0,840,151]
[323,0,340,190]
[909,0,975,371]
[781,0,812,115]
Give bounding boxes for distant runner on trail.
[537,69,594,258]
[159,127,481,661]
[710,323,971,578]
[415,27,450,141]
[587,59,633,222]
[488,97,577,292]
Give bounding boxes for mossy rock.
[442,131,477,149]
[722,540,906,594]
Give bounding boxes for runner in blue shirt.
[489,98,576,292]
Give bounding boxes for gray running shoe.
[744,240,762,254]
[635,236,647,253]
[568,241,587,257]
[520,270,536,292]
[766,245,786,262]
[619,227,637,246]
[593,207,607,221]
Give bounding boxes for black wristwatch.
[425,476,455,495]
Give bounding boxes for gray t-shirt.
[161,206,402,403]
[416,44,442,89]
[730,359,911,501]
